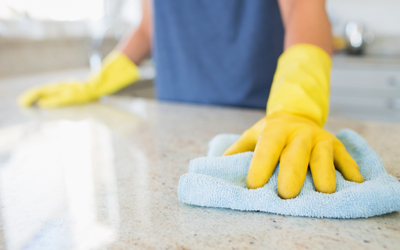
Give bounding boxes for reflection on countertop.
[1,120,121,250]
[0,93,400,249]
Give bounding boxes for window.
[0,0,141,39]
[0,0,105,21]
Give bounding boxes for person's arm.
[278,0,332,54]
[116,0,153,64]
[18,0,153,108]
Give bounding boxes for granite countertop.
[0,80,400,249]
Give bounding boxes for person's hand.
[223,112,364,199]
[19,82,98,108]
[223,44,364,198]
[18,51,139,108]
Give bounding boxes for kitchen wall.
[1,0,400,77]
[327,0,400,37]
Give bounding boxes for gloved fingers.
[277,135,312,199]
[18,90,39,107]
[37,92,77,108]
[333,139,364,183]
[309,139,336,194]
[18,84,61,107]
[223,118,265,156]
[246,131,286,189]
[222,134,257,156]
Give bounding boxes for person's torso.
[153,0,284,109]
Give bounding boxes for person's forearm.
[116,0,153,64]
[278,0,332,55]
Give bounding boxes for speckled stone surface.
[0,82,400,249]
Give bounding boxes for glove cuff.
[266,44,332,127]
[88,51,140,98]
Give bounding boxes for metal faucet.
[345,21,375,55]
[88,22,113,72]
[88,0,126,72]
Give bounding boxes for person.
[18,0,364,199]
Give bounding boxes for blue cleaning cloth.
[178,129,400,218]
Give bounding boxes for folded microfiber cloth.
[178,129,400,218]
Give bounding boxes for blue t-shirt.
[153,0,284,109]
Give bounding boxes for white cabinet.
[329,56,400,121]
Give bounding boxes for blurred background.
[0,0,400,121]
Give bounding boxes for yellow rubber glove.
[224,44,363,199]
[18,51,140,108]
